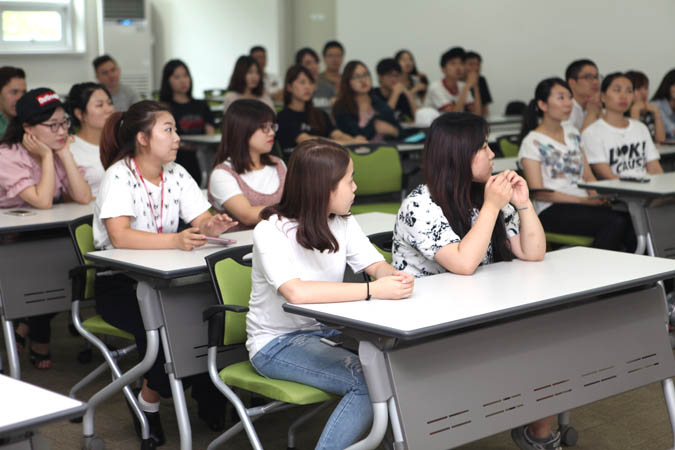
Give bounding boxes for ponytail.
[99,100,171,169]
[518,99,540,145]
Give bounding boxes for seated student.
[65,82,115,197]
[222,56,274,113]
[395,49,428,106]
[208,99,285,230]
[296,47,335,114]
[94,100,237,445]
[424,47,482,115]
[563,59,602,132]
[93,55,140,111]
[0,66,27,138]
[651,69,675,139]
[0,88,92,370]
[392,112,562,450]
[463,51,492,117]
[250,45,283,102]
[373,58,416,123]
[626,70,666,143]
[582,72,663,179]
[248,138,414,450]
[519,77,636,251]
[277,65,364,150]
[319,40,344,91]
[332,61,399,141]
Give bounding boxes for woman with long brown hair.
[222,56,273,113]
[247,138,414,450]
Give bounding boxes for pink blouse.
[0,143,71,208]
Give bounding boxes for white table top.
[179,134,221,145]
[0,374,85,435]
[86,212,396,279]
[657,143,675,156]
[284,247,675,339]
[578,171,675,197]
[400,114,521,129]
[492,157,518,173]
[0,202,93,233]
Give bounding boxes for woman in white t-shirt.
[582,72,663,179]
[248,139,414,450]
[519,77,635,251]
[208,99,286,230]
[94,100,237,445]
[65,82,115,196]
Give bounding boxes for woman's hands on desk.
[370,271,414,300]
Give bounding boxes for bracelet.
[517,206,529,211]
[365,280,372,301]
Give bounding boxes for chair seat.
[545,232,594,247]
[82,315,134,341]
[220,361,336,405]
[351,202,401,215]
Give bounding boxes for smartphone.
[619,176,650,183]
[403,131,426,143]
[203,236,237,245]
[4,210,36,216]
[320,334,345,347]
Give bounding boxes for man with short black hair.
[0,66,27,137]
[564,58,602,131]
[249,45,282,102]
[93,54,140,111]
[424,47,482,115]
[373,58,416,122]
[463,51,492,117]
[319,40,344,91]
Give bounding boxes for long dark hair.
[214,99,276,173]
[261,138,351,253]
[283,65,329,135]
[100,100,171,169]
[65,82,111,131]
[333,60,369,116]
[159,59,193,103]
[424,112,513,262]
[0,109,57,146]
[651,69,675,101]
[519,77,572,144]
[227,56,264,96]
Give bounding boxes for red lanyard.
[132,159,164,234]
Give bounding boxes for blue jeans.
[251,330,373,450]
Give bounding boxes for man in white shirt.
[424,47,482,116]
[564,59,602,132]
[93,55,140,112]
[250,45,282,103]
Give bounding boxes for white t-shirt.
[563,98,585,131]
[208,160,284,206]
[264,72,282,95]
[518,125,589,214]
[246,214,384,358]
[94,159,210,249]
[423,79,474,111]
[582,118,660,177]
[392,185,520,278]
[69,135,104,197]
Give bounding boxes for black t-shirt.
[478,76,492,105]
[372,87,413,122]
[169,99,215,135]
[277,107,335,149]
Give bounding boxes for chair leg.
[287,401,334,449]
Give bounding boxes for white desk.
[579,172,675,257]
[0,374,85,442]
[492,157,518,173]
[179,134,221,146]
[0,203,94,380]
[285,247,675,449]
[82,213,395,450]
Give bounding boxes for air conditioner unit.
[101,0,153,98]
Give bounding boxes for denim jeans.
[251,330,373,450]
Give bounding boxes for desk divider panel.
[645,204,675,259]
[385,285,674,450]
[0,236,77,319]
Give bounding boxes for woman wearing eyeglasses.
[208,99,286,230]
[0,88,91,370]
[332,60,400,141]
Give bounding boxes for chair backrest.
[205,245,254,347]
[368,231,393,263]
[67,215,95,300]
[349,146,402,197]
[504,100,526,116]
[498,134,520,158]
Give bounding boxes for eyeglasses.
[260,123,279,134]
[577,74,602,82]
[351,73,371,81]
[37,118,71,133]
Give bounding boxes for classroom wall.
[335,0,675,115]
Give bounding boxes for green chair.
[348,145,403,215]
[67,215,152,446]
[498,134,520,158]
[203,246,336,450]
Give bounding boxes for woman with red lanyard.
[93,100,237,446]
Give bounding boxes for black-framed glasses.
[261,123,279,134]
[37,118,71,133]
[577,74,602,82]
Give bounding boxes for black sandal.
[29,348,51,370]
[14,330,26,355]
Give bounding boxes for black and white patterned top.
[392,185,520,277]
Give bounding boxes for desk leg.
[388,397,406,450]
[662,378,675,449]
[1,316,19,379]
[160,326,192,450]
[344,402,389,450]
[627,200,648,255]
